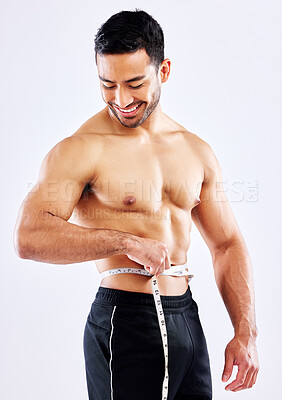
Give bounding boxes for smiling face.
[96,49,163,129]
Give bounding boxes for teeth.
[118,104,140,113]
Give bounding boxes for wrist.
[124,234,142,256]
[235,325,258,341]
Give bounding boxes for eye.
[102,84,115,90]
[129,83,144,89]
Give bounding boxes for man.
[14,9,259,400]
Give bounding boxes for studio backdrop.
[1,1,281,399]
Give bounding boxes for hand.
[126,236,171,277]
[222,334,259,391]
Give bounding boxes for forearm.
[15,212,137,265]
[212,240,258,339]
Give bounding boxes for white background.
[1,1,281,399]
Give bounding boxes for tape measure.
[99,264,194,400]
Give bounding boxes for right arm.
[13,136,138,264]
[13,137,170,273]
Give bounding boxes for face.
[97,49,163,129]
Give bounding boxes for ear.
[159,58,171,83]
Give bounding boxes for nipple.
[123,195,136,206]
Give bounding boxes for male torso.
[69,107,205,295]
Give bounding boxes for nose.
[114,87,134,109]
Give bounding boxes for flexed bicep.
[14,136,99,255]
[24,136,96,222]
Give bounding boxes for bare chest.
[86,138,203,213]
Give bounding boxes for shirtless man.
[14,9,259,400]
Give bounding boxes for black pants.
[83,285,213,399]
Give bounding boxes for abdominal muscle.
[96,254,189,296]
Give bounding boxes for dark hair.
[94,9,165,71]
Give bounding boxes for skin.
[14,48,259,392]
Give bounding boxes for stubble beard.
[109,84,161,129]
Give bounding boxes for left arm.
[191,141,259,392]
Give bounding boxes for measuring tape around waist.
[99,264,194,400]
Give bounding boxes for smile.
[114,103,143,117]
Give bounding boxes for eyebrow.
[98,75,146,84]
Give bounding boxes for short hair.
[94,9,165,71]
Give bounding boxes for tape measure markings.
[99,264,194,400]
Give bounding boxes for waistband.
[94,285,193,309]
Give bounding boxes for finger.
[222,350,234,382]
[247,368,258,388]
[252,369,259,385]
[244,367,256,389]
[244,368,255,389]
[247,370,257,389]
[225,363,248,391]
[165,253,171,269]
[156,255,165,277]
[231,367,254,391]
[164,246,171,270]
[156,249,168,277]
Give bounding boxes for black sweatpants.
[83,285,213,399]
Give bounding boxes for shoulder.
[164,113,207,147]
[167,116,216,160]
[165,115,220,181]
[54,110,107,156]
[184,131,221,181]
[72,108,111,137]
[41,117,105,179]
[186,133,220,180]
[44,133,103,163]
[184,131,216,162]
